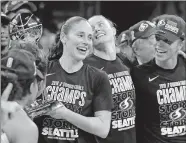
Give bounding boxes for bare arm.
[49,107,111,138]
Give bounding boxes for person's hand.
[178,50,186,59]
[1,83,22,126]
[46,102,68,119]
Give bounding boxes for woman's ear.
[112,27,116,36]
[60,32,67,44]
[178,40,185,51]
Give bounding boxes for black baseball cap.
[129,20,157,46]
[152,14,185,43]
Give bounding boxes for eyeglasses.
[155,35,173,45]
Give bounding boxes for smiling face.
[61,20,93,61]
[155,38,182,61]
[88,16,116,48]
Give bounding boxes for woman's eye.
[88,36,92,40]
[78,34,83,37]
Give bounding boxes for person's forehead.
[89,16,108,25]
[70,21,92,33]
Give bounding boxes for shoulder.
[84,54,99,65]
[3,109,38,143]
[84,64,108,78]
[132,60,155,73]
[116,53,133,69]
[83,64,109,86]
[130,60,155,81]
[178,55,186,66]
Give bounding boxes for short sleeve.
[93,71,113,112]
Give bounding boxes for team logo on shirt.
[169,107,186,121]
[157,80,186,137]
[41,80,87,140]
[108,71,136,131]
[119,97,133,111]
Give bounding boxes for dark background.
[2,1,185,54]
[32,1,186,34]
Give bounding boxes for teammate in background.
[1,12,10,56]
[84,15,136,143]
[128,20,157,66]
[4,0,37,20]
[131,14,186,143]
[36,16,112,143]
[1,44,46,143]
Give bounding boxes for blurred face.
[63,20,93,61]
[28,79,39,105]
[88,16,115,47]
[134,35,156,62]
[1,23,10,49]
[155,35,182,61]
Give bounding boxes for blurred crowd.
[1,1,185,58]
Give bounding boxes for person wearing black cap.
[1,43,45,143]
[131,14,186,143]
[1,12,10,56]
[129,20,157,66]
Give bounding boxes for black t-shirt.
[35,60,113,143]
[84,54,136,143]
[131,56,186,143]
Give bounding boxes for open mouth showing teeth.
[156,49,167,54]
[96,33,105,39]
[77,47,87,52]
[1,37,8,40]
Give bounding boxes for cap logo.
[157,20,166,26]
[131,31,135,41]
[6,57,13,68]
[165,24,179,34]
[120,33,126,43]
[139,23,148,32]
